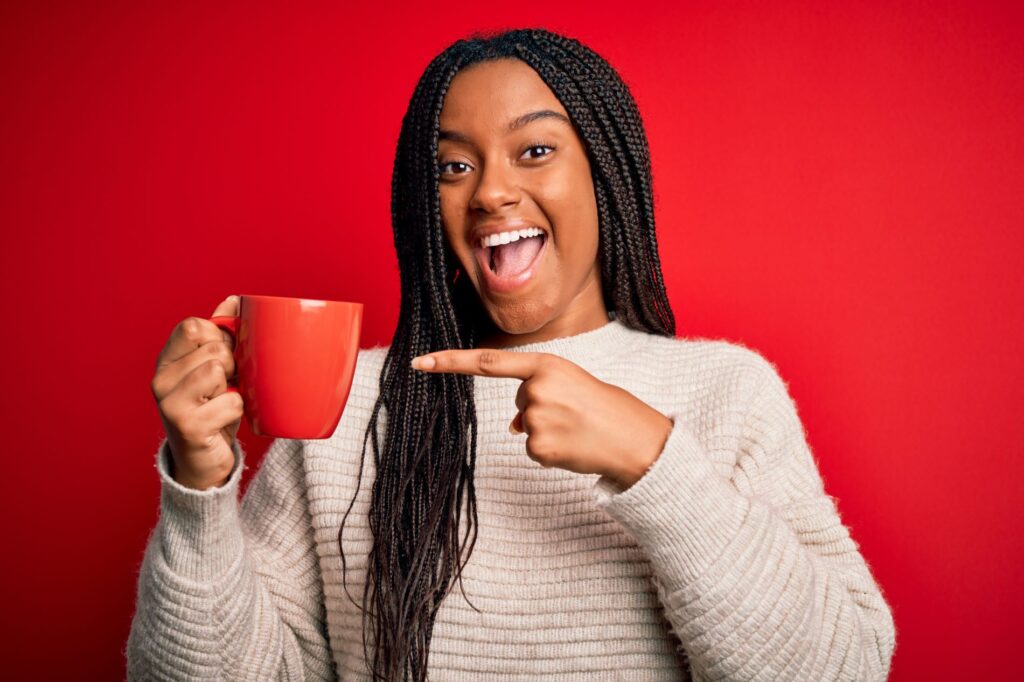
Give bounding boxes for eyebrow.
[438,109,571,143]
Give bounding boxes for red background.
[2,1,1021,679]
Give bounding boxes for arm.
[126,436,336,680]
[592,358,897,681]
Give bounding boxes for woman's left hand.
[411,349,673,490]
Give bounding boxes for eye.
[438,160,472,177]
[521,144,555,160]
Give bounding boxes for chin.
[484,299,557,335]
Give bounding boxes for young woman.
[129,28,896,681]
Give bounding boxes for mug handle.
[209,315,241,395]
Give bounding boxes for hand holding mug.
[150,293,363,490]
[151,295,244,490]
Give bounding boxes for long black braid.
[337,27,676,682]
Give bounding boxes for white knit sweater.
[126,318,896,680]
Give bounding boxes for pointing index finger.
[411,348,544,380]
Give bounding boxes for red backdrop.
[1,1,1021,679]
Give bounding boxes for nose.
[469,158,520,213]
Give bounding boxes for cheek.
[438,190,464,245]
[532,166,599,256]
[439,188,457,224]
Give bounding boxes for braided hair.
[337,27,676,681]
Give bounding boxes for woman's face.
[437,58,608,347]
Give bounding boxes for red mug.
[209,294,363,439]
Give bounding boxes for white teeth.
[481,227,544,248]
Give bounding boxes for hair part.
[337,27,675,682]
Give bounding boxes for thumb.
[211,294,240,318]
[211,295,240,345]
[509,411,525,435]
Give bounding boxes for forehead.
[439,58,567,128]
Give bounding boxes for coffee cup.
[209,294,363,439]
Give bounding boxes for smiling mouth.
[477,231,547,278]
[471,231,549,294]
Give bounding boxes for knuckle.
[150,375,165,399]
[477,350,501,373]
[532,437,560,464]
[180,317,203,342]
[527,447,553,468]
[526,434,545,456]
[524,382,541,401]
[204,358,226,380]
[158,397,178,424]
[538,453,560,469]
[207,340,233,365]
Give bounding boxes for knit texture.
[126,318,896,680]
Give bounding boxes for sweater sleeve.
[125,436,337,681]
[591,359,897,681]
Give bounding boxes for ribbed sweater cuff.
[154,437,247,581]
[592,412,750,582]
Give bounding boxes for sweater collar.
[492,315,638,369]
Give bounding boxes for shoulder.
[631,328,783,406]
[640,333,822,496]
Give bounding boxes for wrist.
[606,412,673,490]
[173,472,232,491]
[169,455,233,491]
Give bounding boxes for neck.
[477,273,609,349]
[479,312,611,349]
[476,312,633,371]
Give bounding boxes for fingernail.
[411,355,435,370]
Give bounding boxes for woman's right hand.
[151,295,245,490]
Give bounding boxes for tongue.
[491,235,543,278]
